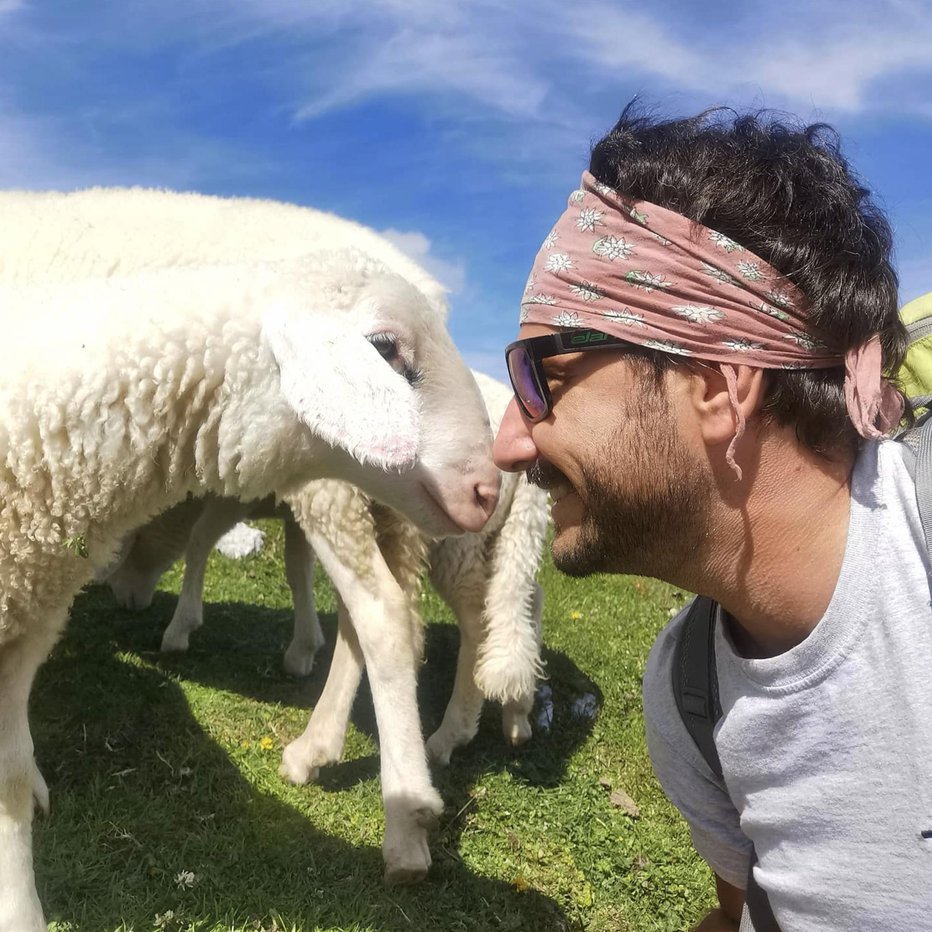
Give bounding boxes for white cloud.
[0,0,24,13]
[380,228,466,294]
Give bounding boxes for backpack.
[672,295,932,932]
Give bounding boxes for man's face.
[494,324,711,579]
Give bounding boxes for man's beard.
[531,407,710,581]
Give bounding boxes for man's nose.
[493,398,539,473]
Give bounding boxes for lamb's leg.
[280,597,363,782]
[499,581,543,747]
[161,497,251,652]
[107,496,205,611]
[425,586,487,766]
[300,527,441,885]
[0,631,57,932]
[282,512,325,677]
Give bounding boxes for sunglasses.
[505,328,634,422]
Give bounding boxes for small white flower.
[736,260,764,281]
[569,189,586,204]
[553,310,581,327]
[593,235,635,261]
[766,290,792,308]
[701,263,736,285]
[645,339,691,355]
[527,293,558,305]
[722,338,765,352]
[576,207,604,232]
[569,281,604,302]
[544,253,574,273]
[671,304,725,325]
[783,331,825,351]
[624,269,671,292]
[604,308,645,326]
[708,230,744,253]
[542,230,560,249]
[175,870,198,889]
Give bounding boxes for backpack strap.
[896,410,932,563]
[672,595,724,781]
[673,598,783,931]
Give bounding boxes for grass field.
[32,520,716,932]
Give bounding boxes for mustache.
[526,459,569,491]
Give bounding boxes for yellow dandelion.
[570,611,583,621]
[512,874,530,893]
[259,736,275,751]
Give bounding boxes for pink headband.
[521,171,903,476]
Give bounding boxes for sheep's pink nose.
[475,481,499,520]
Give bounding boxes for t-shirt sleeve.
[643,610,753,890]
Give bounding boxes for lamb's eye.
[368,332,422,387]
[368,332,399,362]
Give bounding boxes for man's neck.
[696,431,855,659]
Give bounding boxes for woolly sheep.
[103,371,550,882]
[0,244,499,929]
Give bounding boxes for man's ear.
[687,363,767,447]
[262,305,419,472]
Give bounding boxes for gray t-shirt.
[643,440,932,931]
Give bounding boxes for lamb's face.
[262,256,500,539]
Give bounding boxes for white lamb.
[0,246,498,930]
[104,372,549,771]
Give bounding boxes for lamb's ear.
[262,305,419,472]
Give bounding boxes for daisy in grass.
[624,269,671,292]
[593,235,635,261]
[553,310,582,327]
[709,230,744,253]
[672,304,725,325]
[544,253,573,273]
[604,308,645,326]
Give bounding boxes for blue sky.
[3,0,932,378]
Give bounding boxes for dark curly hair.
[588,103,909,457]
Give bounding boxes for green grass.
[32,521,716,931]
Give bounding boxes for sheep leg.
[280,597,363,782]
[298,528,442,885]
[425,589,487,766]
[498,581,543,747]
[282,513,325,677]
[0,631,57,932]
[161,497,252,652]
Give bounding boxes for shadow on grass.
[32,587,578,932]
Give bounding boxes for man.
[493,106,931,932]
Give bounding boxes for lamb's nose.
[474,481,499,519]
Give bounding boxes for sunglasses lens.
[507,345,547,420]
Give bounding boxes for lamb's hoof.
[382,796,442,885]
[279,742,321,785]
[283,643,318,678]
[503,711,533,747]
[425,729,460,767]
[32,762,49,816]
[160,626,193,653]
